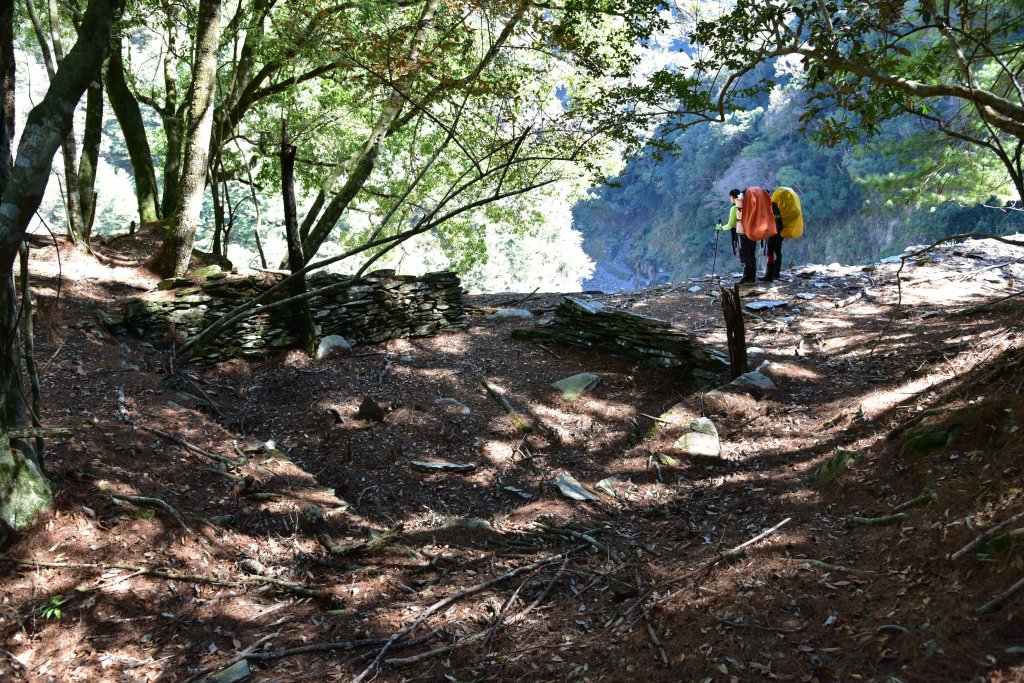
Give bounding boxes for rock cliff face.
[118,269,467,363]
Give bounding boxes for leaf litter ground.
[1,230,1023,683]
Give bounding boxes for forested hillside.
[574,80,1024,288]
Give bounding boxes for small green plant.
[40,595,67,620]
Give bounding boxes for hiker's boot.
[739,264,756,284]
[773,261,783,279]
[760,263,775,282]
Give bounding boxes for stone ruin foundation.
[115,269,467,363]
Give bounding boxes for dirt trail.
[1,232,1023,683]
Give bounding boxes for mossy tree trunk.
[150,0,221,277]
[0,0,122,536]
[105,39,161,225]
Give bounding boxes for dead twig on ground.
[139,424,237,465]
[0,557,326,600]
[847,513,907,526]
[479,376,533,433]
[643,610,670,667]
[385,557,570,667]
[110,493,191,532]
[790,558,875,574]
[710,611,807,634]
[352,548,580,682]
[534,521,623,561]
[890,488,937,513]
[636,517,792,613]
[950,511,1024,560]
[976,575,1024,614]
[301,503,403,557]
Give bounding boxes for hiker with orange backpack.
[718,188,758,283]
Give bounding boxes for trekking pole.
[710,221,722,287]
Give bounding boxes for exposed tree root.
[0,557,326,600]
[110,493,191,532]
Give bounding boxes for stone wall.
[512,297,728,383]
[119,269,467,363]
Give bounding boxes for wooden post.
[719,283,748,379]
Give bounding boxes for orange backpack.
[741,187,777,241]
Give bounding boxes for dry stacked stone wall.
[513,297,729,383]
[119,268,467,363]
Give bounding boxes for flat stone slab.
[745,300,789,310]
[551,372,601,400]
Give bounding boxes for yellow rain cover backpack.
[772,187,803,239]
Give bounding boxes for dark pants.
[765,234,783,277]
[739,234,757,280]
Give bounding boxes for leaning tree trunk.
[78,61,106,241]
[150,0,221,277]
[0,0,121,536]
[105,39,160,225]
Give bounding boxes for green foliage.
[814,450,858,484]
[40,595,67,620]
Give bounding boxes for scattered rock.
[730,369,777,390]
[356,397,386,422]
[489,308,535,319]
[555,473,600,501]
[745,300,789,310]
[672,417,721,457]
[317,335,353,359]
[410,460,476,473]
[434,398,471,415]
[551,372,601,400]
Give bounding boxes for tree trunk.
[719,283,748,379]
[151,0,221,277]
[0,0,121,535]
[25,0,87,245]
[160,113,184,221]
[78,61,105,241]
[0,0,12,201]
[158,25,183,221]
[281,120,316,355]
[105,39,160,224]
[297,0,441,261]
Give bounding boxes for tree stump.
[719,283,748,379]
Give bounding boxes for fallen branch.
[301,504,403,557]
[890,488,937,513]
[643,610,670,667]
[975,575,1024,615]
[181,634,279,683]
[534,522,622,561]
[139,425,237,465]
[384,557,570,667]
[479,376,532,433]
[6,427,73,439]
[0,557,326,600]
[950,511,1024,560]
[835,288,865,308]
[641,518,792,611]
[790,558,875,574]
[353,548,579,682]
[722,517,792,561]
[956,288,1024,316]
[110,493,191,533]
[711,611,807,634]
[848,513,907,526]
